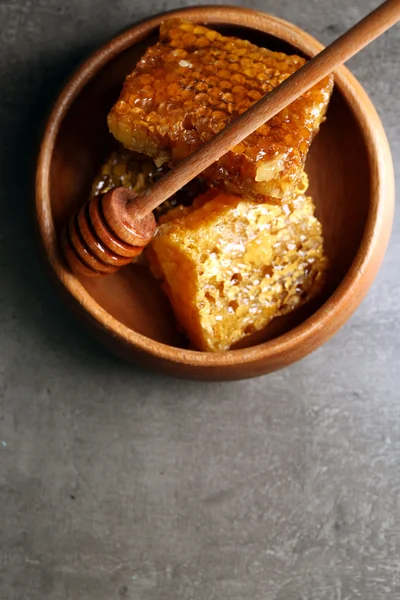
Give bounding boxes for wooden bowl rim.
[35,5,394,369]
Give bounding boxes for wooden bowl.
[35,6,394,381]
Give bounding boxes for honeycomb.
[91,146,206,220]
[147,189,327,352]
[108,19,333,202]
[91,147,158,196]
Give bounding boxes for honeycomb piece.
[91,146,207,220]
[108,19,333,202]
[91,148,157,196]
[147,189,327,352]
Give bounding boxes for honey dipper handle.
[132,0,399,218]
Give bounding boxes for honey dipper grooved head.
[61,187,157,277]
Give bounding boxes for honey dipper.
[62,0,400,277]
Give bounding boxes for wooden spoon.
[62,0,400,277]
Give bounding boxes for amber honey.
[108,19,333,202]
[91,147,206,220]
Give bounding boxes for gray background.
[0,0,399,598]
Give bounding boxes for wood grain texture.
[35,6,395,380]
[62,188,155,276]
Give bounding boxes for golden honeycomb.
[147,188,327,352]
[91,146,206,219]
[91,148,157,195]
[108,19,333,202]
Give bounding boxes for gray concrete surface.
[0,0,399,598]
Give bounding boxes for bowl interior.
[49,24,370,349]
